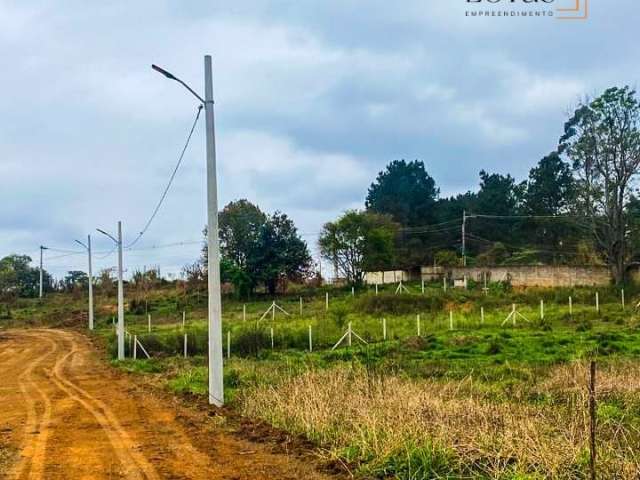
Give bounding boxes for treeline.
[321,86,640,285]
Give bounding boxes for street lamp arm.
[152,64,205,104]
[74,239,88,250]
[96,228,119,244]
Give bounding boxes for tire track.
[8,332,58,480]
[48,332,160,480]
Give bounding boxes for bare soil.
[0,329,340,480]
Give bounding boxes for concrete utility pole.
[152,56,223,406]
[75,235,94,330]
[97,222,125,360]
[462,210,467,267]
[39,245,48,298]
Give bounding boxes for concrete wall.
[444,265,611,288]
[365,265,613,287]
[364,270,415,285]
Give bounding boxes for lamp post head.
[152,64,176,80]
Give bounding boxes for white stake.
[443,277,447,292]
[270,327,274,349]
[348,322,353,346]
[325,292,329,310]
[512,304,517,326]
[596,292,600,313]
[449,310,453,330]
[417,314,421,336]
[382,318,387,340]
[299,297,303,315]
[148,314,151,333]
[243,304,246,322]
[622,289,625,310]
[308,325,313,352]
[375,284,379,295]
[540,299,544,320]
[134,335,137,360]
[182,310,186,330]
[569,296,573,315]
[184,334,188,358]
[481,307,485,325]
[227,330,231,359]
[351,286,355,297]
[421,279,425,294]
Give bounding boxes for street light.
[152,56,224,406]
[39,245,48,299]
[97,222,125,360]
[75,235,94,331]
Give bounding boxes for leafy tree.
[366,160,439,226]
[249,212,312,295]
[523,152,574,215]
[476,170,522,216]
[0,254,51,298]
[62,270,88,292]
[559,86,640,283]
[219,199,267,269]
[319,210,398,284]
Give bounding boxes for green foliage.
[365,159,439,226]
[319,210,398,284]
[434,250,458,267]
[0,254,52,298]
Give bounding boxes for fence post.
[299,297,303,315]
[595,292,599,313]
[449,310,453,331]
[148,314,151,333]
[243,304,246,322]
[443,277,447,292]
[227,331,231,359]
[621,289,625,310]
[589,360,597,480]
[308,325,313,352]
[481,307,485,325]
[182,310,186,330]
[348,322,353,346]
[382,318,387,341]
[351,286,355,297]
[270,327,274,349]
[184,334,188,358]
[421,279,425,294]
[569,296,573,316]
[325,292,329,311]
[417,314,421,337]
[134,335,137,360]
[540,299,544,320]
[375,284,378,296]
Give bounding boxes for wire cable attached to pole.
[126,105,203,249]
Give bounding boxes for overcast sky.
[1,0,637,279]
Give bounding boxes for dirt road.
[0,329,336,480]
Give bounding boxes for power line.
[125,105,203,249]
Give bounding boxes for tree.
[319,211,398,284]
[524,152,574,215]
[0,254,51,298]
[249,212,312,295]
[559,86,640,283]
[476,170,522,216]
[366,160,439,226]
[62,271,88,292]
[218,200,267,269]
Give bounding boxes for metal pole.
[116,221,125,360]
[205,55,224,407]
[87,235,94,330]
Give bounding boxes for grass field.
[6,281,640,478]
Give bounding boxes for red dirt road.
[0,329,336,480]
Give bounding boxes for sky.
[0,0,637,280]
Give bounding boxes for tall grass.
[241,362,640,479]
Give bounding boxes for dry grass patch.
[240,363,640,479]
